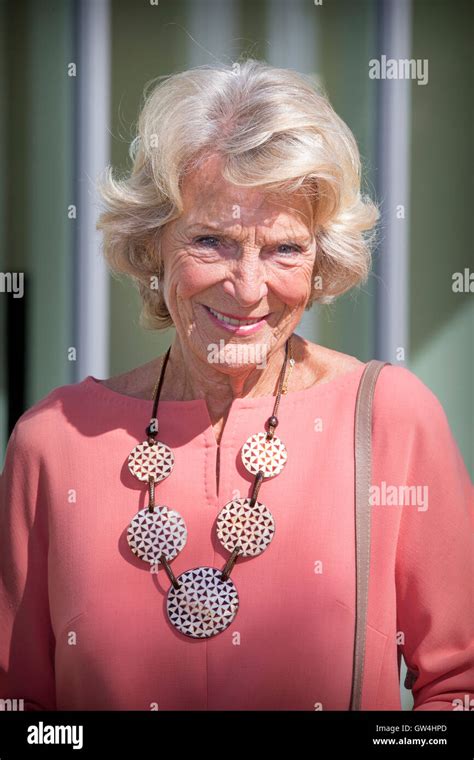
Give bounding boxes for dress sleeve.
[0,416,57,710]
[391,371,474,711]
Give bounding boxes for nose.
[223,251,269,306]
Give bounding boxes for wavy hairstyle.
[96,58,379,330]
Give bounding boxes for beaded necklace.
[126,335,294,638]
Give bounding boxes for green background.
[0,0,472,711]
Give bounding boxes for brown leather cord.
[145,336,294,585]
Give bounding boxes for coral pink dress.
[0,363,473,711]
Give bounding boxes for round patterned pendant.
[241,431,287,478]
[216,498,275,557]
[128,440,175,483]
[127,505,187,564]
[167,566,239,638]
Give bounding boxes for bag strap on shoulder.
[349,359,391,710]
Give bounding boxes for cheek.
[165,255,222,301]
[269,266,314,308]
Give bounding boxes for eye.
[276,243,302,256]
[194,236,221,248]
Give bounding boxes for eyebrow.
[185,223,312,245]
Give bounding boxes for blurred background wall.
[0,0,472,710]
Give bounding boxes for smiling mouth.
[202,305,269,326]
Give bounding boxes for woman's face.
[159,154,317,368]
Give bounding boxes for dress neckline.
[83,362,367,410]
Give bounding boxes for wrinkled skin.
[103,154,362,443]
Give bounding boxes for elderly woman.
[0,59,473,712]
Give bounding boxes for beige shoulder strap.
[349,359,391,710]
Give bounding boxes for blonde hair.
[96,58,379,331]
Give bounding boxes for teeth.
[207,306,263,326]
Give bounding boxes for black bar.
[0,709,472,758]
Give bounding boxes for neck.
[162,336,291,408]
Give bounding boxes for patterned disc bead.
[128,440,175,483]
[241,431,287,478]
[216,498,275,557]
[127,505,187,564]
[167,566,239,638]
